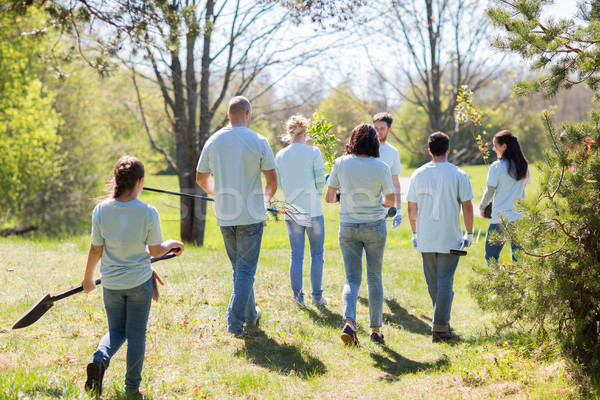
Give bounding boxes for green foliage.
[307,111,338,168]
[316,84,372,155]
[471,0,600,366]
[487,0,600,99]
[0,10,62,228]
[470,110,600,365]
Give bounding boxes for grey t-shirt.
[91,198,162,290]
[197,126,276,226]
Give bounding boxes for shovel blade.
[450,248,467,256]
[12,294,55,329]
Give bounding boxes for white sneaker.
[250,306,261,326]
[312,297,330,307]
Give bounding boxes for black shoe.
[85,361,105,396]
[432,330,459,343]
[340,323,358,346]
[370,331,385,344]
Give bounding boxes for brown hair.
[112,155,145,198]
[372,112,393,128]
[344,124,380,158]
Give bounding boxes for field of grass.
[0,166,593,399]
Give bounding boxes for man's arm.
[407,201,418,233]
[196,172,214,196]
[392,175,402,208]
[461,200,474,234]
[383,193,395,208]
[262,168,277,203]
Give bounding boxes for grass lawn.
[0,166,591,399]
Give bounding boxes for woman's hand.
[82,277,97,293]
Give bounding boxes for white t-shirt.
[91,198,163,290]
[486,159,531,223]
[197,126,276,226]
[406,161,473,253]
[327,155,394,223]
[275,143,325,218]
[379,142,402,175]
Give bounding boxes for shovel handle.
[51,248,180,302]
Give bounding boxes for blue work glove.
[411,232,418,250]
[391,211,402,229]
[461,232,473,248]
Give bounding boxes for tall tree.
[125,1,330,245]
[7,0,336,244]
[363,0,499,163]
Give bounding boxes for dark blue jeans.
[93,277,153,393]
[485,223,519,265]
[220,222,264,334]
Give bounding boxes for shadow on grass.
[304,305,343,330]
[235,328,327,379]
[356,296,431,336]
[371,346,450,382]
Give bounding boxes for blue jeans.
[220,222,263,334]
[285,215,325,302]
[421,253,460,332]
[339,219,386,328]
[485,223,519,265]
[93,277,153,393]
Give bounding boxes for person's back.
[487,158,530,223]
[92,198,161,289]
[276,142,324,217]
[200,125,273,226]
[332,154,392,223]
[409,161,471,253]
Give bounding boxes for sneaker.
[84,361,105,396]
[432,330,459,343]
[312,297,330,307]
[249,306,261,327]
[370,331,385,344]
[125,390,145,400]
[231,328,249,338]
[340,323,358,346]
[293,297,307,307]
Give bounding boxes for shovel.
[12,249,180,329]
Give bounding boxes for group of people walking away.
[80,96,529,397]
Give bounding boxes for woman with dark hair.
[326,124,395,345]
[479,130,530,265]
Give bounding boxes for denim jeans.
[285,215,325,302]
[485,223,519,265]
[421,253,460,332]
[339,219,386,328]
[220,222,263,334]
[93,277,153,393]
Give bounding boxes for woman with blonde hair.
[275,115,329,307]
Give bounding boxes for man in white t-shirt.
[406,132,474,343]
[196,96,277,337]
[373,112,402,228]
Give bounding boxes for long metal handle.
[144,187,215,202]
[50,248,180,302]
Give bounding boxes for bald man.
[197,96,277,337]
